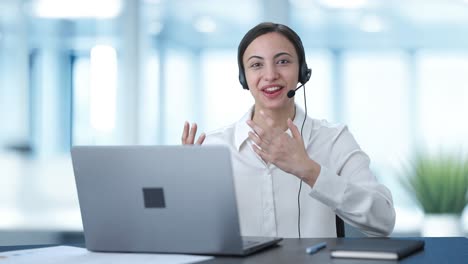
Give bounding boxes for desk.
[1,237,467,263]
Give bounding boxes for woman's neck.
[252,104,296,131]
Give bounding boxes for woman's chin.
[257,99,293,111]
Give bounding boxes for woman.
[182,22,395,238]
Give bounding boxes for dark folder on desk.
[330,238,425,260]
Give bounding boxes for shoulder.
[204,122,236,145]
[204,106,253,147]
[295,106,348,142]
[305,118,363,154]
[308,119,366,161]
[309,118,349,141]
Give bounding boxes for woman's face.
[243,32,300,111]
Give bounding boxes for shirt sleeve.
[308,126,396,237]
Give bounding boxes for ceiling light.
[143,0,161,3]
[360,14,385,33]
[194,16,217,33]
[318,0,368,9]
[289,0,315,9]
[31,0,122,19]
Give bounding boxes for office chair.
[336,215,345,237]
[336,215,368,237]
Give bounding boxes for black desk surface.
[1,237,467,263]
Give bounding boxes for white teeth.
[264,86,281,92]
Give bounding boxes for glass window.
[72,56,91,145]
[139,53,160,144]
[72,45,119,145]
[416,52,468,152]
[164,49,197,144]
[299,51,333,122]
[89,45,117,136]
[343,52,411,170]
[201,50,253,133]
[342,50,413,224]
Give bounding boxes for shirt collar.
[233,105,307,151]
[234,106,254,151]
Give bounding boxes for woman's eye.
[250,63,261,68]
[277,59,289,64]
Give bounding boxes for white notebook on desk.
[0,246,213,264]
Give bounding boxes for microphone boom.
[287,83,305,98]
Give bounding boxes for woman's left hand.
[246,111,320,185]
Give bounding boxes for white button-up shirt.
[204,106,396,238]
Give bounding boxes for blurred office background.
[1,0,468,245]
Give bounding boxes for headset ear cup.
[239,68,249,90]
[305,68,311,83]
[300,64,311,84]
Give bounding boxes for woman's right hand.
[181,121,206,145]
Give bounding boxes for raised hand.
[181,121,206,145]
[246,111,320,185]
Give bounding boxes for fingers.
[248,131,269,152]
[251,141,270,161]
[181,121,190,144]
[246,120,269,143]
[196,133,206,145]
[287,118,302,140]
[248,110,284,139]
[181,122,205,145]
[187,123,198,144]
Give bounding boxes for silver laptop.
[71,145,282,256]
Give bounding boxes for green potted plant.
[400,152,468,236]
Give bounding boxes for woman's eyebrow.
[247,52,293,62]
[274,52,292,59]
[247,55,263,62]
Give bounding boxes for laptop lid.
[72,145,266,255]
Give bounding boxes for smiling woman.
[243,33,299,112]
[181,22,396,239]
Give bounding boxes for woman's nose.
[263,64,279,81]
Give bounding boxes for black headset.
[238,51,312,90]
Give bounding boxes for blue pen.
[306,242,327,254]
